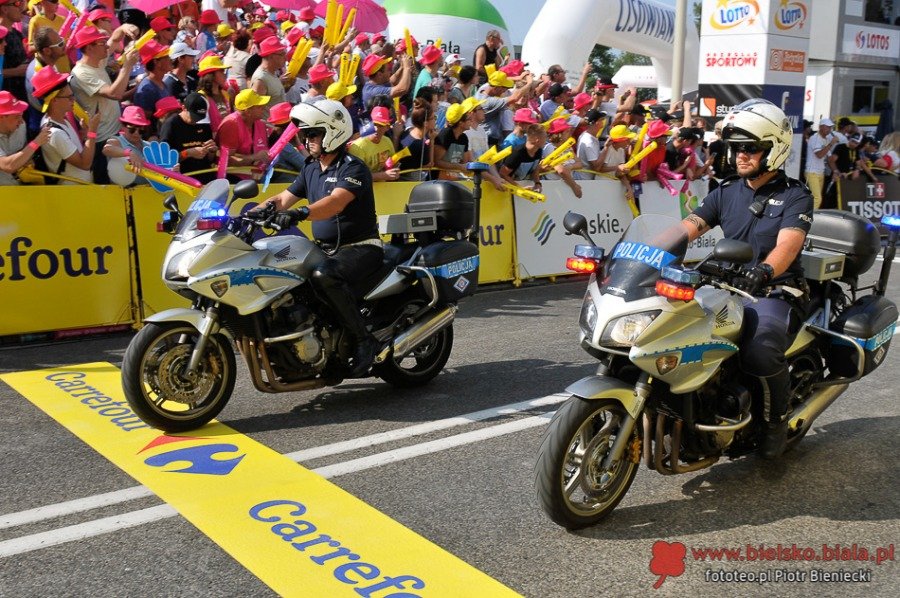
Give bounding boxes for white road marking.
[0,486,154,531]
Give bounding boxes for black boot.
[311,266,376,378]
[757,372,790,460]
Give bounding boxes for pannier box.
[416,240,480,303]
[379,212,438,235]
[806,210,881,279]
[800,249,845,281]
[828,295,898,378]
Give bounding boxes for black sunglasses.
[729,141,772,155]
[297,127,326,140]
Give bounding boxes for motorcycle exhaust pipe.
[788,383,849,435]
[375,305,457,364]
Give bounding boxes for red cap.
[547,119,571,135]
[268,101,292,125]
[285,27,304,46]
[298,7,315,21]
[31,66,69,100]
[308,63,336,84]
[74,26,109,49]
[419,45,442,66]
[120,105,151,127]
[139,40,170,65]
[396,35,418,54]
[252,26,276,44]
[572,92,592,111]
[86,9,114,23]
[199,10,221,25]
[362,54,391,76]
[513,108,538,124]
[150,17,175,32]
[309,25,325,39]
[354,32,369,45]
[154,96,182,119]
[259,36,286,57]
[275,10,292,22]
[647,119,671,138]
[371,33,385,44]
[0,90,27,116]
[252,8,267,17]
[371,106,391,125]
[500,59,526,77]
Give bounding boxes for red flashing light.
[196,218,226,231]
[656,279,695,301]
[566,257,598,273]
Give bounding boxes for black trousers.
[310,244,384,337]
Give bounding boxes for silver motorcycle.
[535,210,900,529]
[122,168,488,432]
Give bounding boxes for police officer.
[260,100,381,377]
[681,99,813,459]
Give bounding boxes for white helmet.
[721,99,793,172]
[289,100,352,153]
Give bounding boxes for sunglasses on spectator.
[729,141,772,154]
[124,125,145,133]
[49,39,65,48]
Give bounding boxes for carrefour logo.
[774,0,807,30]
[140,434,245,476]
[532,210,556,246]
[709,0,760,30]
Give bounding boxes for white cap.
[819,117,834,127]
[170,42,200,59]
[445,53,462,65]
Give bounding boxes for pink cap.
[419,45,443,66]
[547,118,571,135]
[500,59,526,77]
[150,16,175,32]
[0,90,28,116]
[298,6,315,21]
[354,32,369,45]
[120,105,151,127]
[308,63,336,84]
[513,108,538,124]
[371,106,392,125]
[259,36,286,57]
[572,92,592,111]
[73,26,109,49]
[268,101,292,125]
[154,96,182,119]
[199,10,221,25]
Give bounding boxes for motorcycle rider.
[680,99,813,459]
[255,100,381,377]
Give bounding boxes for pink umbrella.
[127,0,183,14]
[314,0,389,34]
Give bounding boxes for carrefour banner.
[0,186,132,336]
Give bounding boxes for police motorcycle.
[534,209,900,529]
[121,166,488,432]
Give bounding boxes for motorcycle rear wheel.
[535,397,640,529]
[374,325,453,388]
[121,322,237,432]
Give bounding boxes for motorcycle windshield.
[600,214,688,301]
[174,180,232,241]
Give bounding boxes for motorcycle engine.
[271,297,328,368]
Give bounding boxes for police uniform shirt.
[287,152,379,245]
[691,173,813,280]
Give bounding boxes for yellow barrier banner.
[1,364,518,597]
[0,186,132,336]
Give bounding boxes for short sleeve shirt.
[691,173,813,279]
[70,62,121,141]
[435,127,469,166]
[215,111,268,155]
[502,144,543,180]
[286,152,378,244]
[348,134,395,173]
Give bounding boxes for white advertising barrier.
[637,178,724,262]
[514,179,634,279]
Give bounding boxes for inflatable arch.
[520,0,699,101]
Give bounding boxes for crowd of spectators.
[0,0,896,198]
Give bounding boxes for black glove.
[271,207,310,230]
[733,263,774,296]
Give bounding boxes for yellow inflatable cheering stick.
[503,183,545,203]
[547,151,575,169]
[59,0,81,16]
[337,8,356,45]
[338,52,360,87]
[324,0,337,46]
[540,137,576,168]
[403,28,415,58]
[385,147,411,169]
[541,105,566,129]
[622,140,658,171]
[476,145,512,165]
[118,29,156,64]
[286,38,313,79]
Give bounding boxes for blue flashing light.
[881,215,900,230]
[200,207,227,219]
[161,211,174,222]
[574,244,605,259]
[661,266,701,286]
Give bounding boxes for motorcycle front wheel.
[121,322,237,432]
[535,397,640,529]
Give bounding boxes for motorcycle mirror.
[563,211,597,246]
[711,239,754,264]
[163,195,182,217]
[232,180,260,201]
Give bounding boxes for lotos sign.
[842,24,899,60]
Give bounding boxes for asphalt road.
[1,269,899,597]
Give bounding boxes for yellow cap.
[325,82,357,100]
[198,55,227,76]
[235,89,270,110]
[488,71,514,89]
[280,21,293,34]
[460,97,484,115]
[216,24,235,38]
[445,103,467,125]
[608,124,636,140]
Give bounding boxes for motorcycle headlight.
[164,246,203,281]
[579,294,598,337]
[600,311,661,348]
